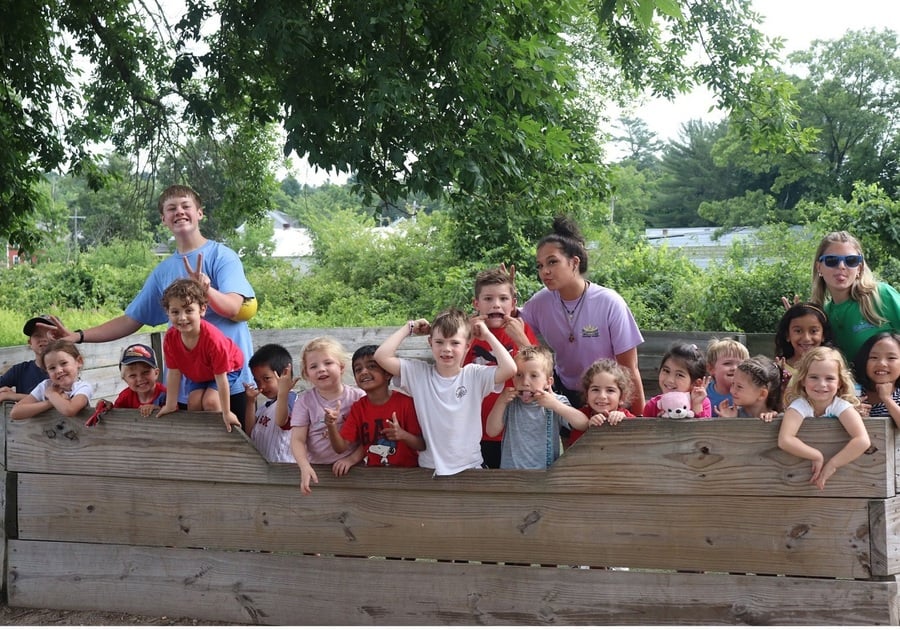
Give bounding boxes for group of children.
[5,243,900,491]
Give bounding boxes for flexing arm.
[476,321,516,384]
[274,365,299,428]
[616,346,646,414]
[374,320,427,376]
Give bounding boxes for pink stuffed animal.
[657,391,694,419]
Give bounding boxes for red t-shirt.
[464,322,538,441]
[340,391,421,467]
[163,319,244,383]
[114,382,167,408]
[567,406,636,447]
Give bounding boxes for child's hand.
[759,410,778,422]
[605,410,627,426]
[532,389,558,409]
[716,400,738,418]
[333,457,355,477]
[244,381,260,403]
[222,410,241,432]
[808,450,826,488]
[472,319,489,340]
[812,459,837,490]
[691,376,711,408]
[588,413,606,427]
[498,387,518,405]
[409,319,431,336]
[299,463,318,495]
[502,316,529,346]
[323,401,341,428]
[277,364,300,396]
[138,403,158,418]
[382,413,406,441]
[157,404,178,418]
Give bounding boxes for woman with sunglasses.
[811,231,900,362]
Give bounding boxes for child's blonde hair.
[581,358,634,409]
[811,231,883,326]
[300,337,350,381]
[515,345,554,377]
[706,337,749,367]
[784,346,859,407]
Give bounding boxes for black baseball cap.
[23,315,54,337]
[119,343,158,369]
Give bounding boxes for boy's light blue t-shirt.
[125,240,255,403]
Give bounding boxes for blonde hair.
[784,346,859,408]
[515,345,554,378]
[300,337,350,381]
[581,358,634,409]
[810,231,884,326]
[706,337,750,367]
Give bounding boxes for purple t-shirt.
[519,282,643,391]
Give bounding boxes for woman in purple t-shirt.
[517,216,645,414]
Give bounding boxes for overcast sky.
[634,0,900,143]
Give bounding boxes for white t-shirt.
[250,392,297,463]
[30,379,94,403]
[787,396,854,419]
[395,359,501,476]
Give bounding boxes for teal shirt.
[824,282,900,362]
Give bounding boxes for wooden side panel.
[871,496,900,577]
[5,412,894,498]
[7,541,898,625]
[18,473,875,578]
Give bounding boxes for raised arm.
[475,320,516,384]
[486,388,516,437]
[375,319,428,376]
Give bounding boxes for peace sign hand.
[183,253,210,292]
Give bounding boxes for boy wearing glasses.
[811,231,900,361]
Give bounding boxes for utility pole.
[69,209,84,260]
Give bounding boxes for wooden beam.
[8,541,899,625]
[18,473,875,577]
[5,411,893,498]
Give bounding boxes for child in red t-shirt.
[156,278,244,432]
[464,266,538,468]
[113,343,167,416]
[326,345,424,473]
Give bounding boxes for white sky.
[634,0,900,144]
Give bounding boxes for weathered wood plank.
[17,473,875,577]
[5,410,892,498]
[871,496,900,577]
[7,541,898,625]
[0,469,6,595]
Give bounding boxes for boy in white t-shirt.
[374,307,516,476]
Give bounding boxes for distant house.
[233,210,314,270]
[644,227,762,269]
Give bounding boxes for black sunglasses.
[818,254,864,268]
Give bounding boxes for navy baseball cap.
[23,315,54,337]
[119,343,158,369]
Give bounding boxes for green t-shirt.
[824,282,900,363]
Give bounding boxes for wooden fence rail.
[2,402,900,624]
